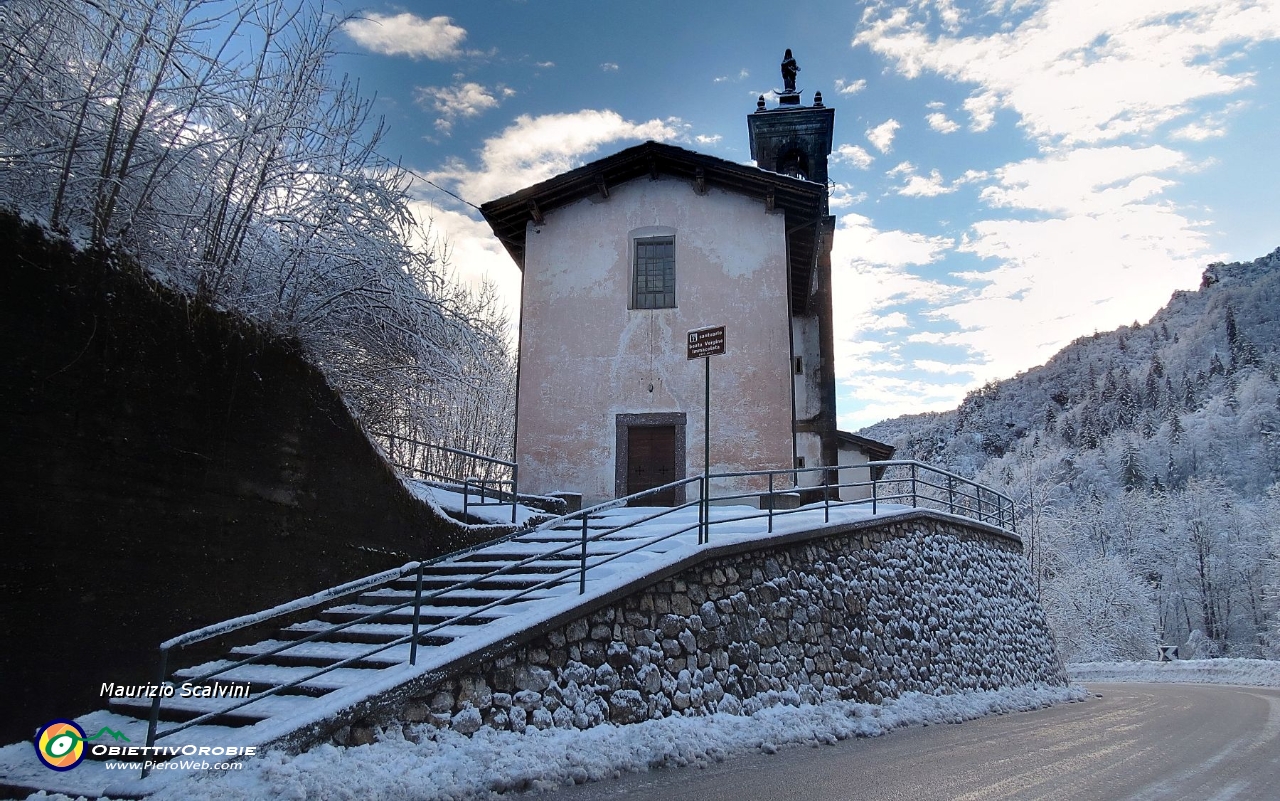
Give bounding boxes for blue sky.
[331,0,1280,430]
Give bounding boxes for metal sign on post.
[688,325,726,544]
[687,325,725,359]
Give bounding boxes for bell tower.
[747,49,840,493]
[747,50,835,192]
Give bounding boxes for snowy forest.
[865,251,1280,664]
[0,0,515,460]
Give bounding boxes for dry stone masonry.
[348,515,1066,741]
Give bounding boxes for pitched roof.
[836,430,896,461]
[478,140,829,313]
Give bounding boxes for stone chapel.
[481,54,858,507]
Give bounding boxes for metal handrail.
[372,431,519,524]
[138,459,1011,775]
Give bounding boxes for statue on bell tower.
[781,49,800,94]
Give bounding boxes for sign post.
[687,325,725,544]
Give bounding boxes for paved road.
[544,684,1280,801]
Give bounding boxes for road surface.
[543,684,1280,800]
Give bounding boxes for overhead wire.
[401,164,482,213]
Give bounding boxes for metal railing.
[373,432,518,524]
[136,460,1010,775]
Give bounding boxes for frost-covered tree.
[0,0,516,459]
[1043,556,1159,662]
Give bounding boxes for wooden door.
[626,425,677,506]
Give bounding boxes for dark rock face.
[0,212,487,744]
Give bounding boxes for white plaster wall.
[791,316,822,420]
[795,431,824,488]
[516,177,794,505]
[837,445,875,501]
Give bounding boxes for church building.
[481,54,844,507]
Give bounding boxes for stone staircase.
[0,505,696,798]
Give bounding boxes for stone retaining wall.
[337,514,1065,743]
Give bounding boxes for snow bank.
[1068,658,1280,687]
[24,683,1082,801]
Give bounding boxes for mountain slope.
[861,248,1280,662]
[865,248,1280,496]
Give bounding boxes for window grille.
[632,236,675,309]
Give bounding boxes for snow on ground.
[1068,658,1280,687]
[23,683,1084,801]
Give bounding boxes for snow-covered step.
[109,690,314,727]
[361,587,559,607]
[420,561,571,576]
[173,662,387,696]
[374,579,567,598]
[281,620,481,643]
[319,602,512,625]
[229,639,418,668]
[379,574,557,592]
[458,547,584,560]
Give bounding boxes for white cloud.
[866,119,901,154]
[935,206,1214,383]
[695,134,723,145]
[601,62,619,72]
[962,90,999,132]
[834,213,955,272]
[906,331,951,345]
[926,112,960,134]
[832,2,1277,426]
[1170,122,1226,141]
[344,13,469,60]
[855,1,1280,145]
[416,82,511,134]
[834,78,867,95]
[414,110,685,329]
[913,359,977,376]
[535,61,555,69]
[869,312,911,331]
[426,110,682,204]
[838,376,972,430]
[980,145,1186,215]
[828,184,867,209]
[888,162,958,198]
[829,213,958,381]
[832,143,874,169]
[714,69,750,83]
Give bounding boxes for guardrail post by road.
[872,473,878,515]
[911,462,918,507]
[948,475,955,514]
